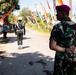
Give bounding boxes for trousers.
[17,33,23,45]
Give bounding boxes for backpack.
[16,22,24,34]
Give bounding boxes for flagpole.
[46,0,51,12]
[53,0,56,25]
[35,4,43,22]
[29,4,40,29]
[53,0,56,19]
[40,2,49,24]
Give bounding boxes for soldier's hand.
[65,45,75,56]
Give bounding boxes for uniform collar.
[61,17,71,22]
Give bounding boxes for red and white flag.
[46,0,51,11]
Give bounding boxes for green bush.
[26,22,52,34]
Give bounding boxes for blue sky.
[14,0,76,16]
[14,0,53,15]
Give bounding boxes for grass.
[25,23,53,34]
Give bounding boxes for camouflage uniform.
[49,18,76,75]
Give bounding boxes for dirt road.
[0,28,55,75]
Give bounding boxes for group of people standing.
[1,16,25,49]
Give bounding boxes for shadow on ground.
[0,36,31,44]
[0,51,54,75]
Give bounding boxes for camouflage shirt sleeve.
[49,25,60,42]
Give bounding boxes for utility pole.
[69,0,72,19]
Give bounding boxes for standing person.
[3,22,9,39]
[15,17,25,49]
[49,5,76,75]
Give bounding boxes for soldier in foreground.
[49,5,76,75]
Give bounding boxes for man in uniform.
[15,17,25,49]
[49,5,76,75]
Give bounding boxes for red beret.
[56,5,71,11]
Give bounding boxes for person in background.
[3,22,9,39]
[49,5,76,75]
[15,17,25,49]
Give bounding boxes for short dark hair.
[65,11,69,15]
[61,11,69,16]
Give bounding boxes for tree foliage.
[0,0,20,15]
[19,7,31,22]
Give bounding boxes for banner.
[30,10,35,21]
[40,2,49,22]
[28,5,35,21]
[25,16,32,23]
[57,0,64,5]
[46,0,51,11]
[35,4,43,22]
